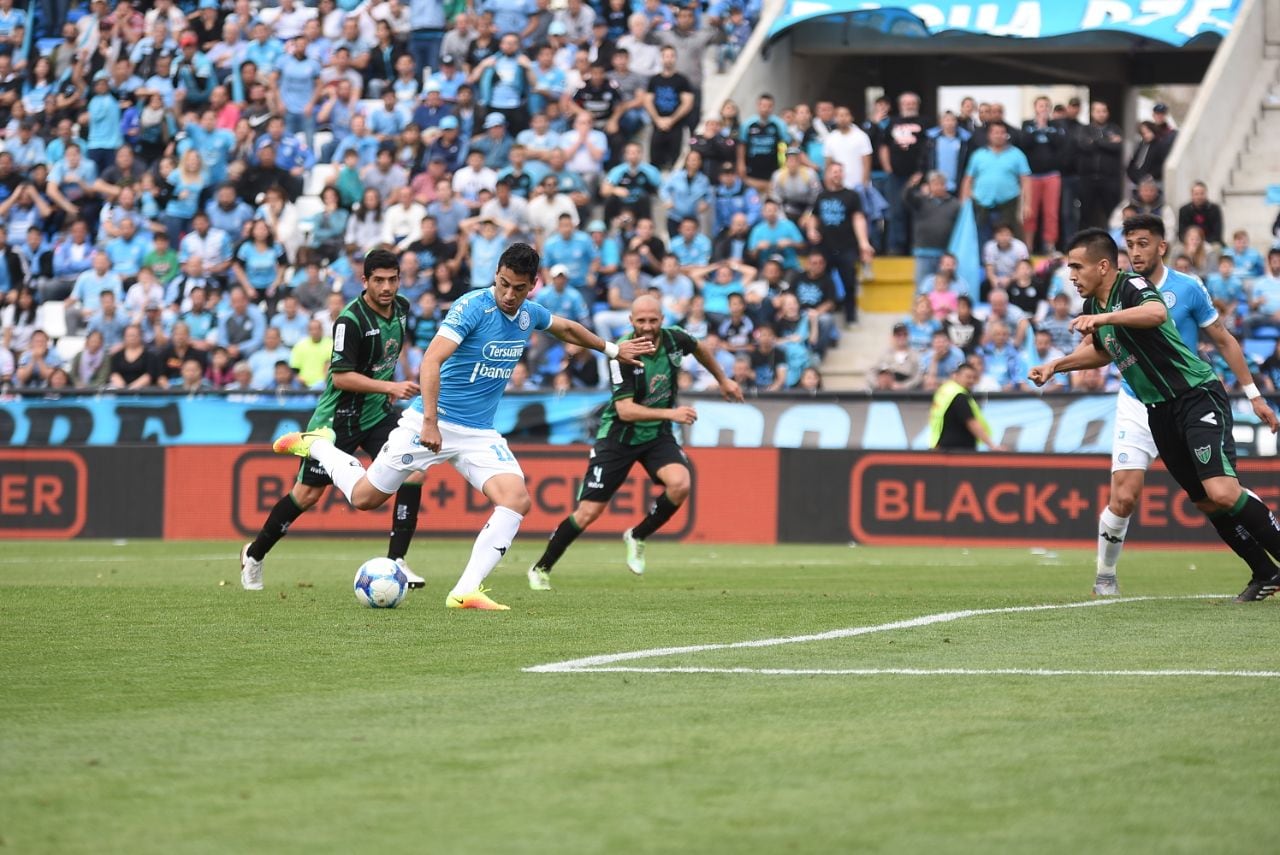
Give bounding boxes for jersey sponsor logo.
[1200,412,1217,425]
[333,323,346,352]
[482,340,525,362]
[1195,445,1212,464]
[644,371,672,405]
[364,328,380,336]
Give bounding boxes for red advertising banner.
[163,445,778,543]
[0,449,88,538]
[847,452,1280,548]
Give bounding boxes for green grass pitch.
[3,539,1278,854]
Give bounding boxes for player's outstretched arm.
[545,315,655,365]
[1204,318,1280,433]
[1071,299,1166,334]
[1028,338,1111,386]
[692,338,744,402]
[416,335,461,453]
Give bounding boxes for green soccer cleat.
[527,566,552,591]
[623,528,645,576]
[272,427,336,458]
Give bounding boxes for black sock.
[1227,492,1280,575]
[387,484,423,561]
[1209,510,1278,581]
[533,516,583,572]
[247,494,306,561]
[631,494,680,541]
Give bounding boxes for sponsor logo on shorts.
[1195,445,1212,464]
[587,464,604,489]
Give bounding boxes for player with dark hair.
[1084,214,1278,596]
[1029,229,1280,602]
[526,294,744,589]
[240,248,427,592]
[271,243,656,609]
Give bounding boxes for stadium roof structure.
[766,0,1241,53]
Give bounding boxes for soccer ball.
[354,557,409,608]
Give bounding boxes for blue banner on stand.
[767,0,1241,46]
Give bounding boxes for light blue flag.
[948,199,982,302]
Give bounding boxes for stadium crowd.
[0,0,1279,399]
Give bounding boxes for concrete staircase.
[1225,72,1280,246]
[821,257,916,391]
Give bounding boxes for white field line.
[559,667,1280,678]
[523,595,1231,675]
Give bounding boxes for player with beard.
[526,295,744,588]
[1029,227,1280,602]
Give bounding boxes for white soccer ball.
[354,557,409,608]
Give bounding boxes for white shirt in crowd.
[822,125,874,189]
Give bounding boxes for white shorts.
[365,411,524,495]
[1112,389,1158,472]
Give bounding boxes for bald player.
[527,295,744,588]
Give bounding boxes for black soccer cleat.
[1233,574,1280,603]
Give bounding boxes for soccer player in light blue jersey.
[1090,215,1278,596]
[274,243,655,610]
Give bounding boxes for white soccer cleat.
[623,528,646,576]
[527,566,552,591]
[240,543,264,591]
[1093,573,1119,597]
[395,558,425,589]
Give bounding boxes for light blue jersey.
[410,288,553,429]
[1120,266,1216,399]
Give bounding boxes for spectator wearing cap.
[86,72,124,175]
[426,114,466,172]
[659,150,712,238]
[713,161,762,233]
[413,81,453,131]
[470,112,515,171]
[429,54,467,103]
[174,31,216,110]
[535,264,591,327]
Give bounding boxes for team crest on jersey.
[518,310,530,330]
[1163,291,1177,309]
[1195,445,1212,464]
[372,339,401,375]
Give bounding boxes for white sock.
[1097,507,1130,575]
[309,439,366,505]
[449,506,524,596]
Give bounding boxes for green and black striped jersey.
[309,293,410,434]
[1087,270,1216,405]
[596,327,700,445]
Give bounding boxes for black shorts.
[1148,381,1238,503]
[297,414,398,488]
[576,435,689,503]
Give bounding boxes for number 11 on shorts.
[490,443,513,462]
